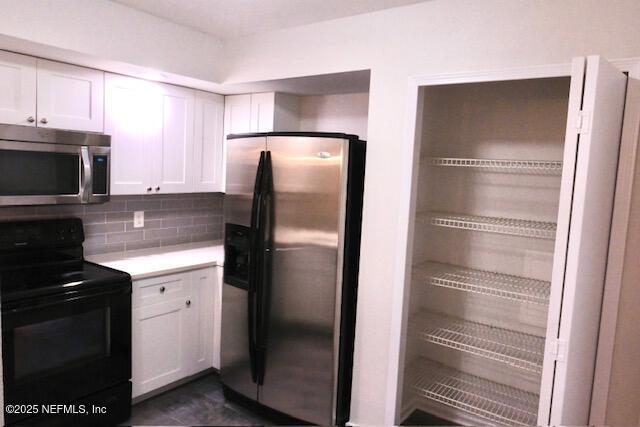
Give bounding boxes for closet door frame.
[387,58,633,426]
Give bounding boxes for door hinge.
[549,339,567,362]
[576,110,590,134]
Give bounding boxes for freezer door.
[258,136,349,425]
[220,136,266,400]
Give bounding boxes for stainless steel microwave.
[0,124,110,206]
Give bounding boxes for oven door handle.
[80,146,92,203]
[2,286,130,314]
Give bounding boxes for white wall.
[0,0,227,82]
[298,92,369,138]
[222,1,640,425]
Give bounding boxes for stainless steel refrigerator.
[221,132,366,426]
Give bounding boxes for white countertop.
[87,241,224,280]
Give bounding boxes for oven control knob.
[186,300,191,307]
[159,286,165,293]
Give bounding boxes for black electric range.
[0,218,132,426]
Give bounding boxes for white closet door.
[105,73,160,195]
[0,51,36,126]
[539,56,627,426]
[193,91,225,192]
[36,59,104,132]
[154,84,195,193]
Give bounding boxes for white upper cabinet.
[250,92,276,132]
[224,92,300,140]
[155,85,195,194]
[0,52,225,195]
[193,91,225,192]
[224,94,252,135]
[36,59,104,132]
[105,73,159,195]
[0,51,36,126]
[107,73,224,195]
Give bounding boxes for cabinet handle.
[159,286,165,293]
[155,186,160,191]
[146,187,152,192]
[27,116,35,123]
[40,118,48,124]
[186,300,191,307]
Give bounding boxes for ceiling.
[112,0,427,40]
[218,69,371,95]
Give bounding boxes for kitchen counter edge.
[87,241,224,281]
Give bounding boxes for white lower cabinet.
[132,267,219,398]
[132,297,191,397]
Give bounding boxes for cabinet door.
[132,297,193,398]
[0,51,36,126]
[154,84,195,194]
[105,73,159,195]
[193,91,225,192]
[224,94,251,137]
[250,92,275,132]
[36,59,104,132]
[187,268,216,375]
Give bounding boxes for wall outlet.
[133,211,144,228]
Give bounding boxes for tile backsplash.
[0,193,224,255]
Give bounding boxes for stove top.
[0,261,130,303]
[0,218,131,303]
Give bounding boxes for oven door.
[0,140,89,206]
[2,284,131,424]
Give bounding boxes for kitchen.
[0,1,640,426]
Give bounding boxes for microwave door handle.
[80,146,92,203]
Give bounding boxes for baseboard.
[132,367,217,405]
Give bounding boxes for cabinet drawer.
[133,272,192,308]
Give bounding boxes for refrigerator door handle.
[256,151,273,386]
[248,151,266,384]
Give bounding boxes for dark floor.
[402,410,454,426]
[122,374,271,426]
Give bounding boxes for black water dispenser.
[223,223,251,289]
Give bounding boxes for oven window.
[0,150,80,196]
[13,308,110,380]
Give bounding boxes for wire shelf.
[426,211,557,240]
[414,261,550,305]
[415,311,545,373]
[427,157,563,175]
[409,358,539,426]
